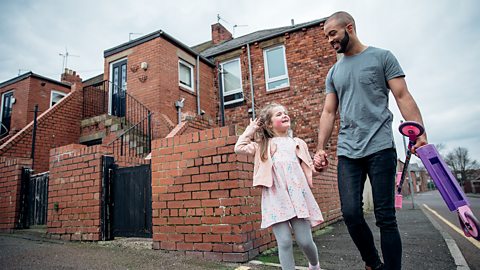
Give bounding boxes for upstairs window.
[50,90,67,107]
[220,58,243,105]
[179,59,194,91]
[263,45,290,91]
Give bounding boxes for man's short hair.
[326,11,356,31]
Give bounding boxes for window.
[178,59,194,91]
[220,58,243,105]
[263,45,290,91]
[50,90,67,107]
[1,91,14,137]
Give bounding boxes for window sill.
[224,99,244,109]
[266,86,290,94]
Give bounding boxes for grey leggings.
[272,218,319,270]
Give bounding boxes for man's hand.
[314,149,329,171]
[411,134,428,154]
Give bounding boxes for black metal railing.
[109,113,152,158]
[120,83,151,133]
[82,81,108,119]
[82,80,152,158]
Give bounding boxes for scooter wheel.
[459,212,480,241]
[399,121,425,138]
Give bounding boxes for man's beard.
[336,31,350,53]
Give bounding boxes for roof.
[198,17,327,58]
[0,72,71,89]
[104,30,215,67]
[83,74,104,87]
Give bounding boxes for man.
[314,11,427,270]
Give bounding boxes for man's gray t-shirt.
[325,46,405,158]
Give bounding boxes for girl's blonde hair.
[257,103,287,161]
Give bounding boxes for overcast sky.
[1,0,479,163]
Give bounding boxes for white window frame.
[263,44,290,91]
[178,59,195,92]
[220,58,244,105]
[50,90,67,107]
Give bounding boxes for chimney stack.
[61,68,82,85]
[211,23,233,45]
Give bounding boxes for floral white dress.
[261,136,324,228]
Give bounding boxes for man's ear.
[346,23,354,34]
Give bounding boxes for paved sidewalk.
[0,199,468,270]
[251,200,463,270]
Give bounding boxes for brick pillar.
[48,144,108,241]
[151,125,274,262]
[0,157,32,231]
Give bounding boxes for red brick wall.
[0,84,82,173]
[150,125,340,262]
[0,156,32,231]
[167,114,217,138]
[218,23,339,156]
[104,37,216,139]
[48,144,107,241]
[182,115,216,135]
[27,78,72,125]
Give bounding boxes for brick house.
[0,72,73,143]
[0,17,342,262]
[102,31,217,140]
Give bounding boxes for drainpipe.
[196,55,201,115]
[218,66,225,126]
[247,43,255,118]
[175,98,185,125]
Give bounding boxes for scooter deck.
[416,144,468,211]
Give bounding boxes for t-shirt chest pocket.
[359,66,379,85]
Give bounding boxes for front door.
[111,60,127,117]
[0,91,13,138]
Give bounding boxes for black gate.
[101,157,152,239]
[19,169,49,228]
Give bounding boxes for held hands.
[313,149,329,171]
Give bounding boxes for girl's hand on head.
[248,118,263,132]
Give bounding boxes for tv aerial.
[59,47,79,72]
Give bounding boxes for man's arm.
[314,93,339,169]
[389,77,428,151]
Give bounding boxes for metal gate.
[19,168,49,228]
[101,157,152,239]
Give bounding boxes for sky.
[1,0,479,164]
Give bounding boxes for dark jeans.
[338,148,401,270]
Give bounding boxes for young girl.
[234,103,323,270]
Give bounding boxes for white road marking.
[423,204,480,249]
[421,204,471,270]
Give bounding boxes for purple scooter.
[396,121,480,241]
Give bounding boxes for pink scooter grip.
[395,194,403,209]
[395,172,403,209]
